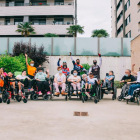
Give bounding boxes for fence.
[0,37,133,56]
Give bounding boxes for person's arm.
[132,64,137,75]
[70,52,75,65]
[127,81,137,84]
[25,54,29,66]
[89,66,92,73]
[35,74,40,81]
[63,76,66,83]
[107,76,114,81]
[120,76,125,83]
[98,53,102,67]
[57,58,61,66]
[54,76,58,83]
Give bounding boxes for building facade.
[0,0,77,37]
[111,0,140,38]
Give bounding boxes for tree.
[16,22,36,37]
[67,25,84,37]
[91,29,109,37]
[44,33,59,37]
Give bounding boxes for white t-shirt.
[16,75,29,80]
[55,73,66,82]
[68,75,81,82]
[87,76,97,83]
[137,72,140,82]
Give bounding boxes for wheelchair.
[101,76,117,100]
[125,83,140,106]
[81,81,101,104]
[30,79,52,101]
[50,76,68,101]
[2,78,27,104]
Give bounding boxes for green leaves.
[16,22,36,37]
[91,29,109,37]
[44,33,59,37]
[67,25,84,37]
[0,54,31,73]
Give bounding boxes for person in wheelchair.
[35,67,50,95]
[101,71,114,91]
[68,70,81,95]
[120,69,136,97]
[16,70,32,95]
[53,66,68,96]
[85,73,98,97]
[124,64,140,99]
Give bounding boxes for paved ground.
[0,89,140,140]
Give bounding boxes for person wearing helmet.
[69,52,86,76]
[89,53,102,80]
[57,58,70,75]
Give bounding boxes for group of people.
[0,52,140,100]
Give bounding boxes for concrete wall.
[42,56,131,81]
[131,34,140,73]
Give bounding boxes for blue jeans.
[128,84,140,96]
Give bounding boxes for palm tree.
[91,29,109,37]
[44,33,59,37]
[16,22,36,37]
[67,25,84,37]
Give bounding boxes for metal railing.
[0,2,74,7]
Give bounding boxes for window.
[117,11,123,23]
[125,0,130,12]
[14,19,23,25]
[5,19,10,25]
[117,24,123,35]
[125,31,131,38]
[117,0,122,11]
[125,15,131,26]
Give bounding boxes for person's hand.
[98,53,101,57]
[132,64,135,67]
[47,69,49,73]
[69,52,71,56]
[127,82,131,84]
[22,84,24,87]
[59,58,61,61]
[25,54,28,57]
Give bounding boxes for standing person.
[89,53,102,80]
[25,54,36,91]
[57,58,70,75]
[124,64,140,99]
[69,52,86,76]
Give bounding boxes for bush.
[81,63,91,70]
[114,81,124,89]
[12,42,49,67]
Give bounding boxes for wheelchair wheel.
[137,97,140,106]
[117,96,122,101]
[33,94,38,100]
[69,95,71,100]
[50,94,53,101]
[30,94,33,100]
[7,99,10,104]
[79,95,82,100]
[23,98,27,103]
[113,85,117,100]
[82,95,85,103]
[0,97,2,103]
[43,94,49,101]
[2,94,7,103]
[94,98,98,104]
[101,93,104,99]
[65,95,68,101]
[96,88,99,102]
[16,96,22,102]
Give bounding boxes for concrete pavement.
[0,89,140,140]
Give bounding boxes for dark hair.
[93,60,97,62]
[22,70,26,73]
[109,71,114,75]
[73,70,78,73]
[76,59,80,61]
[38,67,43,71]
[1,67,5,72]
[89,73,94,76]
[126,69,131,73]
[57,66,62,70]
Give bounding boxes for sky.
[77,0,111,37]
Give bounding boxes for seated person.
[85,73,98,97]
[102,71,114,89]
[0,69,5,93]
[0,67,8,88]
[120,69,136,96]
[35,67,50,95]
[53,66,67,96]
[125,64,140,99]
[16,70,32,94]
[81,74,88,88]
[68,70,81,95]
[57,58,70,75]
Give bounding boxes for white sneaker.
[125,95,132,99]
[85,92,90,98]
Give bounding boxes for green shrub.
[0,54,31,73]
[82,63,91,70]
[114,81,124,88]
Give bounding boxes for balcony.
[0,5,74,16]
[0,24,71,35]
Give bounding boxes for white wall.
[42,56,131,81]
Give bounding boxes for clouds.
[77,0,111,37]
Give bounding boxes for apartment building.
[0,0,77,37]
[111,0,140,38]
